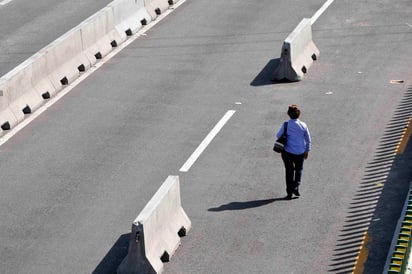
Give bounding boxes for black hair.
[287,104,301,119]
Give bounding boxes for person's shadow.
[208,197,292,212]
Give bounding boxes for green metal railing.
[387,186,412,273]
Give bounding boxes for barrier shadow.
[250,58,294,86]
[208,197,289,212]
[92,233,130,274]
[250,59,282,87]
[328,86,412,273]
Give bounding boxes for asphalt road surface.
[0,0,113,77]
[1,0,412,273]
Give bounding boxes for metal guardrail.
[386,183,412,273]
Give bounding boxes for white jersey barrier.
[0,79,14,132]
[144,0,176,20]
[44,28,92,91]
[272,18,319,82]
[0,19,105,135]
[109,0,152,41]
[0,53,55,133]
[118,176,191,274]
[0,0,160,136]
[79,7,122,65]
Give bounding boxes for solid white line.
[0,0,186,147]
[179,110,236,173]
[0,0,14,6]
[311,0,335,25]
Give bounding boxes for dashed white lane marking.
[0,0,186,147]
[179,110,236,173]
[311,0,335,25]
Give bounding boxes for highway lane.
[1,0,412,273]
[0,0,112,77]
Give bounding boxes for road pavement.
[1,0,412,273]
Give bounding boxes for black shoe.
[286,194,292,200]
[293,190,300,197]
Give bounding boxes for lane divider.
[311,0,335,25]
[179,110,236,173]
[0,0,187,147]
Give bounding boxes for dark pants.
[281,151,305,195]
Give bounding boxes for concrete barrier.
[6,73,43,125]
[272,18,319,82]
[0,0,139,134]
[41,28,92,90]
[144,0,174,20]
[117,176,191,274]
[31,52,59,98]
[0,14,99,134]
[109,0,152,41]
[0,54,53,131]
[0,0,170,135]
[0,79,17,135]
[79,7,122,65]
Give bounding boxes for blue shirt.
[276,119,311,155]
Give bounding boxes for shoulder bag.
[273,122,288,153]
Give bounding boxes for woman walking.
[276,104,311,200]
